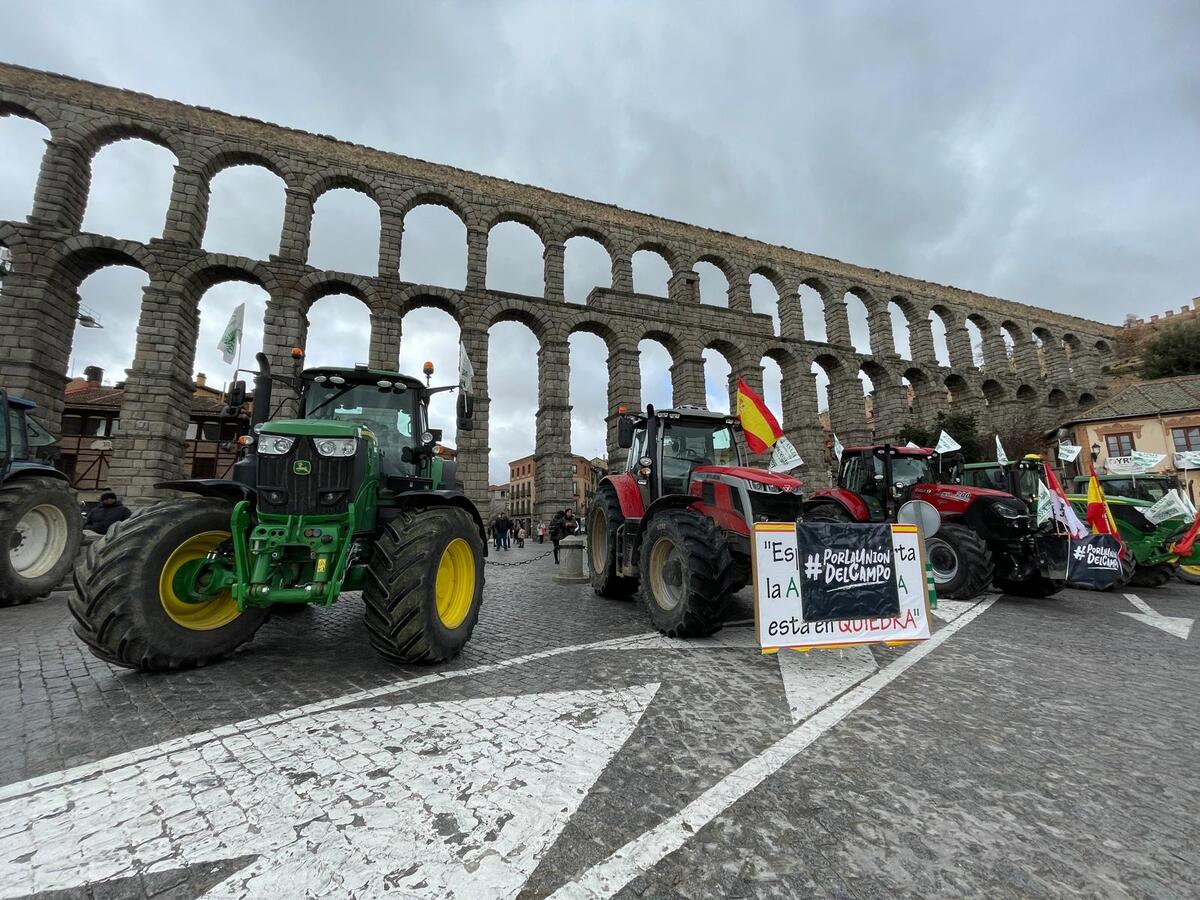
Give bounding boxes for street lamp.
[75,303,104,329]
[1090,442,1101,463]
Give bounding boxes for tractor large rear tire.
[925,523,994,600]
[69,498,267,671]
[638,509,734,638]
[0,476,81,607]
[363,505,485,664]
[588,487,637,599]
[1177,563,1200,585]
[1130,563,1173,588]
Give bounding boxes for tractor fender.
[603,472,646,518]
[803,488,870,522]
[156,479,256,504]
[3,462,71,484]
[642,494,702,528]
[387,490,489,552]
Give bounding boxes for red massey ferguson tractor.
[804,444,1065,599]
[587,404,804,637]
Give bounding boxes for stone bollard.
[553,535,590,585]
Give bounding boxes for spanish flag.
[736,378,783,453]
[1085,468,1125,554]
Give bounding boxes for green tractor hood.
[258,420,364,438]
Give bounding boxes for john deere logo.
[293,460,312,476]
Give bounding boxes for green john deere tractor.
[70,353,487,671]
[1,390,82,606]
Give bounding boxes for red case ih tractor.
[804,444,1065,599]
[587,404,804,637]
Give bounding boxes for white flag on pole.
[218,303,245,365]
[458,344,474,393]
[832,433,844,461]
[1175,450,1200,470]
[769,436,804,473]
[996,434,1009,467]
[1144,489,1192,526]
[934,430,961,455]
[1058,441,1082,463]
[1036,480,1054,526]
[904,441,921,449]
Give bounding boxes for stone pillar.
[781,370,829,488]
[670,353,707,408]
[1011,333,1040,377]
[907,310,938,365]
[262,292,307,419]
[944,315,975,370]
[29,139,90,231]
[980,329,1008,374]
[161,164,208,247]
[866,304,895,357]
[778,292,803,341]
[465,227,489,293]
[869,375,906,443]
[668,269,699,305]
[824,292,852,347]
[378,207,404,279]
[611,252,634,294]
[826,373,870,445]
[0,266,78,429]
[606,343,641,470]
[727,273,751,314]
[368,308,402,370]
[277,188,313,263]
[455,323,490,507]
[543,240,565,303]
[1039,336,1070,383]
[107,283,198,504]
[535,339,574,522]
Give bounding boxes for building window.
[61,415,83,436]
[1105,433,1135,457]
[1173,426,1200,453]
[191,457,217,478]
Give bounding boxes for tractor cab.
[834,445,934,521]
[960,454,1046,508]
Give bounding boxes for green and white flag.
[831,432,844,461]
[934,430,961,454]
[1144,489,1192,526]
[1058,441,1082,463]
[218,302,245,365]
[996,434,1009,466]
[1036,479,1054,526]
[458,343,474,393]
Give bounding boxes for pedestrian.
[499,513,512,551]
[492,518,502,551]
[538,521,547,544]
[84,490,132,536]
[516,525,526,548]
[549,507,578,564]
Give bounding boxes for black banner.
[1066,534,1124,590]
[796,523,901,622]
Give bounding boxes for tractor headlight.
[257,435,295,455]
[314,437,357,457]
[747,480,782,493]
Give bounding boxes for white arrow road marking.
[777,647,878,724]
[548,596,997,899]
[1122,593,1194,640]
[0,685,658,899]
[930,599,979,623]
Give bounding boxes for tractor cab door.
[840,451,887,521]
[624,424,654,510]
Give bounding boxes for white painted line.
[930,599,979,623]
[549,595,997,899]
[777,647,877,724]
[1122,592,1194,640]
[0,685,660,899]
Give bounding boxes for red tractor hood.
[693,465,804,490]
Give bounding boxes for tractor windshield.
[303,382,422,476]
[659,420,741,495]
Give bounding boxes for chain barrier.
[485,548,557,567]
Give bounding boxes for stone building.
[0,64,1119,517]
[508,453,606,532]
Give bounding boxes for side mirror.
[617,417,635,449]
[221,380,247,418]
[456,392,474,433]
[427,428,443,443]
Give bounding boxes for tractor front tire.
[0,476,82,607]
[638,509,733,638]
[363,505,485,664]
[925,523,994,600]
[804,503,853,523]
[1130,563,1173,588]
[69,498,267,671]
[1177,563,1200,585]
[588,487,637,599]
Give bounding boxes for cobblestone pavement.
[1,542,1198,898]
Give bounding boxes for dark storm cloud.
[2,0,1197,481]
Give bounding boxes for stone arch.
[1094,338,1112,356]
[638,333,675,411]
[305,292,372,369]
[486,218,545,296]
[632,245,674,297]
[297,271,381,314]
[79,133,178,242]
[567,328,610,458]
[887,296,914,358]
[400,200,468,289]
[0,94,59,129]
[201,158,288,259]
[702,338,742,413]
[981,378,1007,406]
[567,316,621,354]
[196,145,291,183]
[396,187,473,222]
[693,253,733,307]
[902,365,935,416]
[750,272,781,336]
[397,284,465,324]
[1078,391,1098,409]
[0,109,52,221]
[47,236,162,290]
[167,254,279,301]
[965,314,989,368]
[75,118,183,161]
[482,298,554,346]
[1016,384,1038,403]
[798,277,828,342]
[302,169,383,204]
[562,223,616,256]
[751,264,790,298]
[306,186,382,275]
[928,305,953,366]
[1048,387,1069,409]
[487,207,550,243]
[843,287,874,354]
[944,372,973,406]
[562,233,612,304]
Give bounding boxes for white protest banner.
[1058,442,1082,463]
[934,430,961,454]
[1174,450,1200,470]
[458,344,475,393]
[1106,452,1165,475]
[217,302,245,365]
[996,435,1009,466]
[1144,489,1192,525]
[753,522,931,651]
[769,436,804,473]
[832,433,844,461]
[1036,480,1054,526]
[1181,489,1198,519]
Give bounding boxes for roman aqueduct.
[0,64,1119,516]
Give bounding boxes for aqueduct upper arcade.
[0,64,1119,515]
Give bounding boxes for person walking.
[84,490,132,536]
[549,507,578,564]
[499,513,512,551]
[492,517,502,551]
[538,521,547,544]
[516,525,526,549]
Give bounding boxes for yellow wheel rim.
[435,537,476,629]
[1180,563,1200,576]
[158,531,241,631]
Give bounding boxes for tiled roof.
[63,384,229,415]
[1067,374,1200,423]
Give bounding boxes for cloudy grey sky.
[1,1,1197,481]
